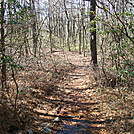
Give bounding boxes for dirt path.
[41,52,108,134]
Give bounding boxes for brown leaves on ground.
[0,51,133,134]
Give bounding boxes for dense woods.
[0,0,134,133]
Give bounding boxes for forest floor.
[42,51,107,134]
[0,50,133,134]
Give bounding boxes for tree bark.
[64,0,71,51]
[1,0,7,89]
[90,0,97,65]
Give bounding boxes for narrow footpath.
[44,52,108,134]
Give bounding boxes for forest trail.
[3,50,132,134]
[37,51,108,134]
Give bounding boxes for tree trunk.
[79,28,82,54]
[48,0,53,53]
[1,0,7,89]
[64,0,71,51]
[90,0,97,65]
[31,0,38,56]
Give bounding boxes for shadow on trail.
[56,118,106,134]
[66,74,86,77]
[35,111,107,134]
[45,98,99,106]
[62,118,105,124]
[65,87,91,91]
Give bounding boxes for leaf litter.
[0,51,133,134]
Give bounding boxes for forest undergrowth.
[0,50,133,134]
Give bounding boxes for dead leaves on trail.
[0,51,133,134]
